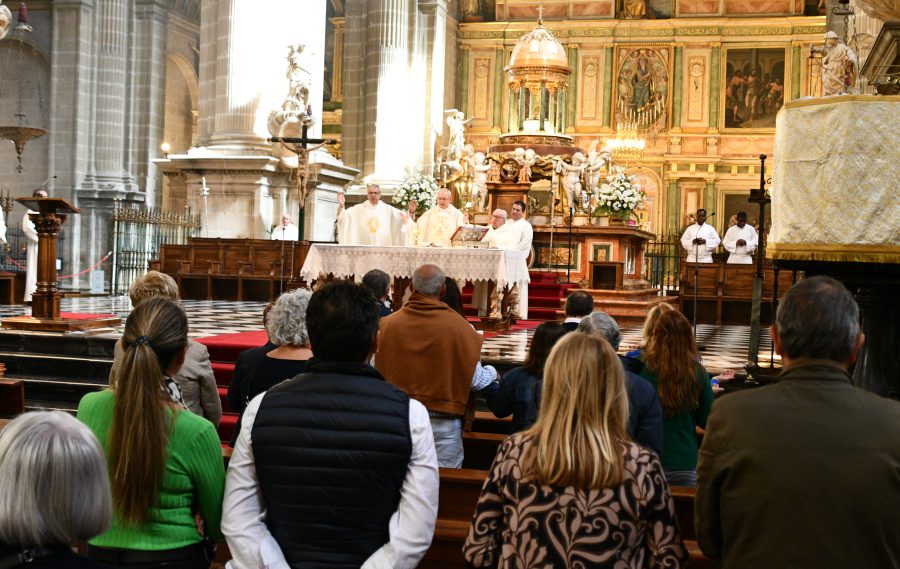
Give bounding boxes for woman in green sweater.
[638,310,714,487]
[77,297,224,568]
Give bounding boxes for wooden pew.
[421,468,717,569]
[462,431,506,470]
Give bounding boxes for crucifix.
[746,153,771,380]
[537,5,545,24]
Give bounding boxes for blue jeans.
[430,416,463,468]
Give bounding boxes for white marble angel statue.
[585,141,612,193]
[811,31,859,96]
[471,152,492,211]
[556,152,587,213]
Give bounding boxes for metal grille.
[642,232,685,294]
[110,200,201,295]
[0,224,67,275]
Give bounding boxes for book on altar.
[450,225,490,248]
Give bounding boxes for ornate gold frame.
[719,43,791,133]
[611,44,675,132]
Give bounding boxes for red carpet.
[196,330,268,363]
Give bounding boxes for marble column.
[672,46,683,129]
[602,47,613,128]
[709,45,720,130]
[417,0,448,177]
[329,17,345,103]
[159,0,355,239]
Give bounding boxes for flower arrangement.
[593,166,644,221]
[393,174,439,215]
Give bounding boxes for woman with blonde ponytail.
[77,298,224,568]
[464,332,687,568]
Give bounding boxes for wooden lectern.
[2,197,121,332]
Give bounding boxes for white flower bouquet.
[393,174,439,215]
[593,166,644,221]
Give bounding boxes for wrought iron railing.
[110,200,200,295]
[642,232,684,294]
[0,224,67,275]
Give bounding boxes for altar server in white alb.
[722,211,758,264]
[414,188,466,247]
[506,200,533,319]
[472,209,518,319]
[337,184,415,246]
[680,209,720,263]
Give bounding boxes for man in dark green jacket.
[696,276,900,569]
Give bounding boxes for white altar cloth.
[300,244,530,289]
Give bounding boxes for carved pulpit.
[3,198,121,331]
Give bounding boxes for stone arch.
[163,53,199,153]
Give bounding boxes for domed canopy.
[505,19,571,90]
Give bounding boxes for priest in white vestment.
[22,189,47,303]
[271,213,300,241]
[472,209,517,318]
[336,184,414,246]
[505,200,533,319]
[680,209,721,263]
[722,211,758,264]
[414,188,466,247]
[472,200,532,320]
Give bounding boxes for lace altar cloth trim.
[300,244,530,288]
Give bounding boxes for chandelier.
[607,121,645,163]
[0,1,46,173]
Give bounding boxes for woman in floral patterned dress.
[464,332,687,568]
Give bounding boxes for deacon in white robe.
[506,201,533,319]
[414,188,466,247]
[722,212,758,264]
[336,184,414,246]
[680,209,720,263]
[271,213,300,241]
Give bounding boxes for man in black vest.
[222,281,439,569]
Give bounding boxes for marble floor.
[0,297,780,374]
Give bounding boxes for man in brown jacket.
[696,276,900,568]
[375,263,484,467]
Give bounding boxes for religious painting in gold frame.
[612,45,673,132]
[720,45,788,131]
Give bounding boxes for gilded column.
[493,48,504,131]
[667,179,680,232]
[602,46,613,128]
[709,45,719,130]
[330,17,345,103]
[566,44,578,133]
[672,46,683,128]
[791,45,802,101]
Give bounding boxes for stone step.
[0,350,113,382]
[12,374,107,412]
[0,330,117,358]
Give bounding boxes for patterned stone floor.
[0,296,780,374]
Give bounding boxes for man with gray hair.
[576,311,664,456]
[696,276,900,568]
[376,263,485,467]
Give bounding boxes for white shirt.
[222,390,439,569]
[271,224,300,241]
[680,223,721,262]
[723,224,758,264]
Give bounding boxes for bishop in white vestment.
[337,184,414,246]
[680,209,721,263]
[722,212,758,264]
[271,213,300,241]
[414,188,465,247]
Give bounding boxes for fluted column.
[93,0,129,180]
[418,0,448,176]
[195,0,218,146]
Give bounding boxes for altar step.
[460,272,578,322]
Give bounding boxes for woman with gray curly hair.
[227,288,313,445]
[0,411,112,568]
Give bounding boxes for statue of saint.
[621,0,647,19]
[812,31,859,96]
[632,55,653,111]
[444,110,474,181]
[286,44,311,111]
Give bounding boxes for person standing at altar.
[271,213,300,241]
[722,211,758,264]
[680,209,720,263]
[22,188,46,304]
[336,183,415,246]
[414,188,466,247]
[472,209,518,318]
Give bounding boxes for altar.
[299,244,530,301]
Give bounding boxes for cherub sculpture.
[471,152,492,211]
[556,152,587,213]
